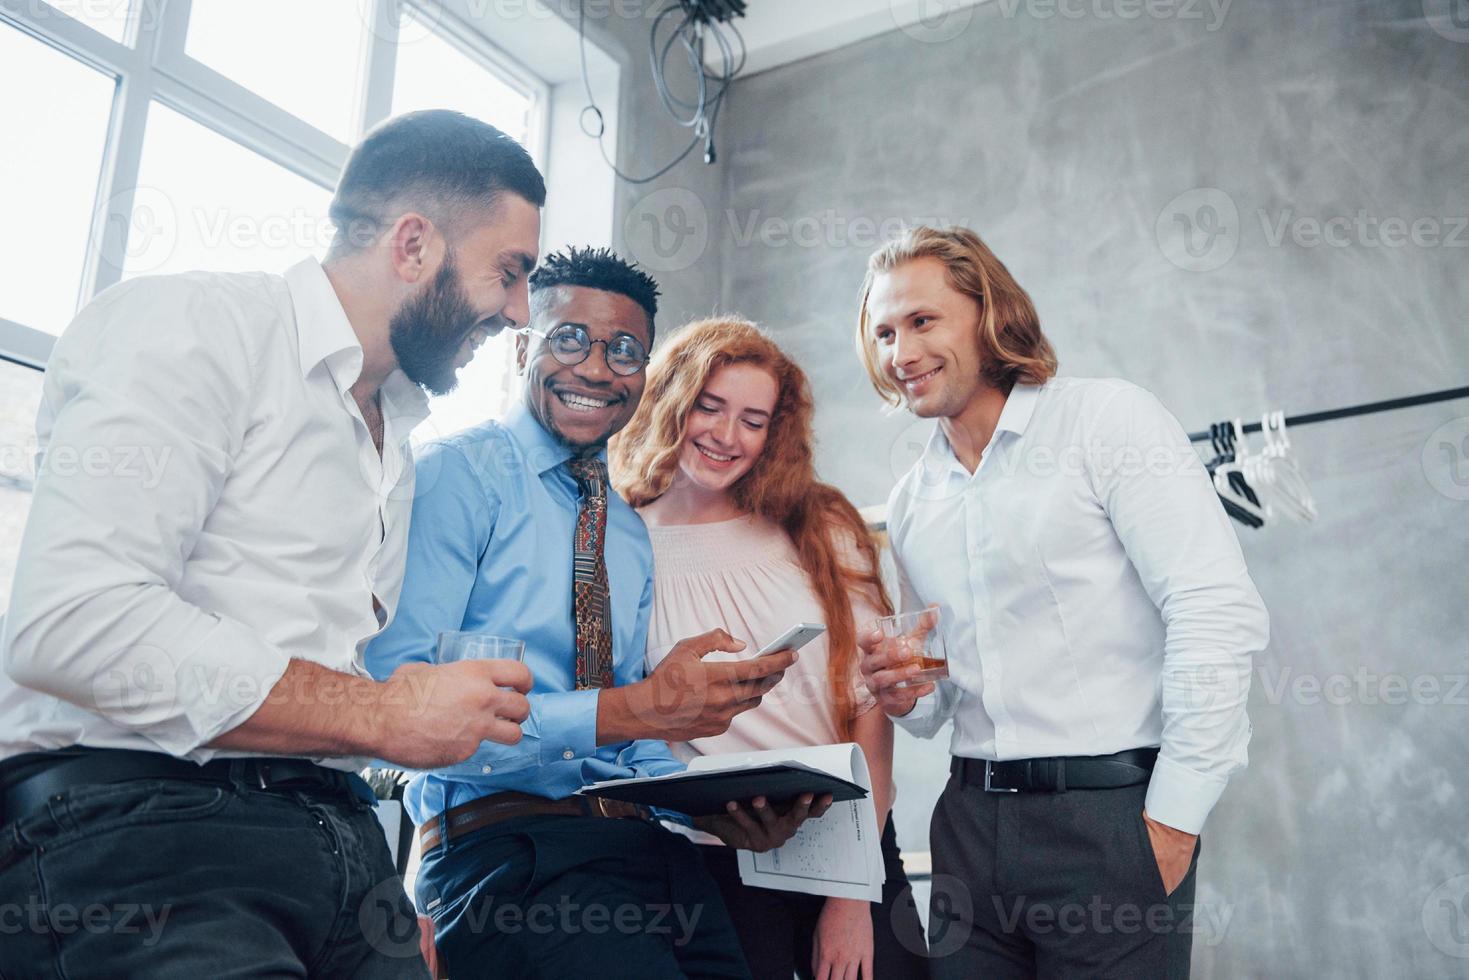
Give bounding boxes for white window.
[183,1,373,143]
[31,0,131,43]
[0,358,44,608]
[123,103,335,279]
[391,6,535,139]
[0,24,115,336]
[389,6,544,438]
[0,0,564,603]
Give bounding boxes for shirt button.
[481,764,493,775]
[562,750,574,760]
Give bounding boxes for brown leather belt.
[418,790,653,853]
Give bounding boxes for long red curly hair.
[611,317,892,740]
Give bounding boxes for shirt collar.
[995,382,1041,437]
[284,256,430,435]
[920,425,967,482]
[919,382,1043,480]
[283,257,360,385]
[504,402,608,476]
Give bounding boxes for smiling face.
[387,194,541,396]
[865,255,989,420]
[516,285,652,453]
[676,362,779,496]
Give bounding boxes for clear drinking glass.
[872,607,948,688]
[432,632,525,778]
[435,631,525,666]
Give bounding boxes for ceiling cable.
[577,0,747,184]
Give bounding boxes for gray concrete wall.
[685,0,1466,974]
[557,2,730,331]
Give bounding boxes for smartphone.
[754,622,827,658]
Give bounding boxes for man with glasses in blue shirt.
[366,247,828,978]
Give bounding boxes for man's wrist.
[355,674,402,760]
[212,659,394,760]
[887,697,918,719]
[892,683,944,727]
[595,684,644,745]
[1143,808,1199,841]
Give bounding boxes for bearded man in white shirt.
[855,226,1269,979]
[0,110,542,978]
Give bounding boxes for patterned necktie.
[567,457,614,690]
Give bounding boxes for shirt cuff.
[623,752,685,779]
[893,687,941,736]
[527,689,599,765]
[1143,753,1229,835]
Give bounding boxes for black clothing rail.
[1187,385,1469,444]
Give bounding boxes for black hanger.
[1208,421,1263,528]
[1222,422,1264,509]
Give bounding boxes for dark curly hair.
[529,247,661,343]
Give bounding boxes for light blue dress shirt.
[364,404,684,827]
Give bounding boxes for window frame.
[0,0,551,369]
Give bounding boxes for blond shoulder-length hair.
[612,316,892,741]
[856,225,1058,403]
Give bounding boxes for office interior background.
[1,0,1466,975]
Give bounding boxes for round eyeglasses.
[522,324,648,376]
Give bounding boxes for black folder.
[580,763,868,818]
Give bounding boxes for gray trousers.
[926,772,1198,979]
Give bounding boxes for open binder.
[580,743,886,900]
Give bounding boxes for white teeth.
[696,445,735,463]
[904,367,941,386]
[558,391,614,412]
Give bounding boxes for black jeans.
[927,775,1199,979]
[698,816,929,980]
[416,813,752,979]
[0,773,428,979]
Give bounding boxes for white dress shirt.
[888,377,1268,834]
[0,258,429,769]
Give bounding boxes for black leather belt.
[951,748,1158,793]
[0,748,373,826]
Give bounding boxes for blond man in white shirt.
[856,226,1269,979]
[0,110,542,978]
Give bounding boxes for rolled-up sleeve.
[1086,385,1270,834]
[1,279,292,755]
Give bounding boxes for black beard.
[388,256,482,397]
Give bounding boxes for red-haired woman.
[612,316,927,980]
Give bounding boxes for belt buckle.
[592,795,612,818]
[983,760,1018,793]
[255,762,272,791]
